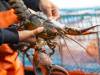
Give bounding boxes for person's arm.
[0,28,19,44]
[0,27,44,45]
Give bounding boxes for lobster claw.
[80,25,100,35]
[81,31,98,35]
[64,25,100,35]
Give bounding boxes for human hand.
[18,27,44,42]
[39,0,60,20]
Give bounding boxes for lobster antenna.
[60,35,81,69]
[65,35,88,52]
[58,36,64,66]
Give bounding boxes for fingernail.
[37,27,44,32]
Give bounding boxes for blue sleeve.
[23,0,40,11]
[0,28,19,45]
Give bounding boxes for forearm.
[0,29,34,45]
[0,28,19,45]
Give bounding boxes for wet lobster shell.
[23,15,63,40]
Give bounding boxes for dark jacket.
[0,27,19,44]
[23,0,40,11]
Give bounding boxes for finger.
[32,27,44,35]
[52,8,60,20]
[44,7,53,20]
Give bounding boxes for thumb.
[32,27,44,35]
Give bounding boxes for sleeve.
[23,0,40,11]
[0,28,19,45]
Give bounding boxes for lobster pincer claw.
[64,25,100,35]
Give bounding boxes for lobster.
[18,13,99,56]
